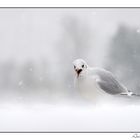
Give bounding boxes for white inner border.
[0,0,139,7]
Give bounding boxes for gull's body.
[73,59,133,101]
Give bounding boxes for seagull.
[73,59,134,101]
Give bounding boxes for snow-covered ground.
[0,93,140,132]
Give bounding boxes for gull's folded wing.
[95,69,127,95]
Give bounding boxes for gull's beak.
[75,68,82,76]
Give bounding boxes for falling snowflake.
[39,76,43,81]
[136,29,140,33]
[18,81,23,86]
[29,68,33,71]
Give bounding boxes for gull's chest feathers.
[76,71,103,101]
[77,73,97,89]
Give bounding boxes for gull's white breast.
[75,73,108,101]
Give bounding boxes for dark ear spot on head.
[82,64,84,68]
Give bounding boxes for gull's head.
[73,59,88,77]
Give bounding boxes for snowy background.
[0,8,140,132]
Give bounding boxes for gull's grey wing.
[94,69,127,95]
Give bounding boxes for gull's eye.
[82,64,84,68]
[74,65,76,69]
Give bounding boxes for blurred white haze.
[1,8,140,132]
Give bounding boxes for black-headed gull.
[73,59,133,100]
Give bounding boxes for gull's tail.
[120,90,140,97]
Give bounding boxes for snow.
[39,76,43,81]
[0,96,140,132]
[18,81,23,86]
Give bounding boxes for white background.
[0,133,136,140]
[0,0,139,7]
